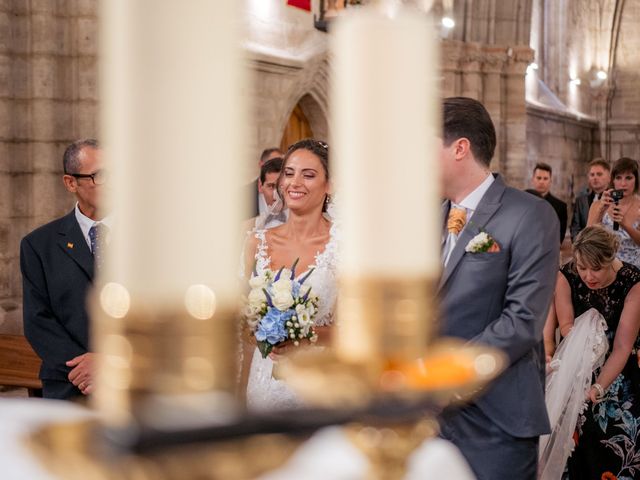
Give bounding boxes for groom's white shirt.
[443,173,494,265]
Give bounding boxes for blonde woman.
[547,226,640,479]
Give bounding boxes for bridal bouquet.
[244,259,319,358]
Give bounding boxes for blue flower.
[292,281,301,298]
[255,308,289,345]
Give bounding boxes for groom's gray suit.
[438,174,560,479]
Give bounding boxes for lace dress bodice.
[561,260,640,347]
[602,213,640,268]
[245,221,339,412]
[252,224,339,328]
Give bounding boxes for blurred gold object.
[28,419,306,480]
[92,284,240,429]
[335,276,438,366]
[277,274,506,478]
[346,418,439,480]
[278,338,506,408]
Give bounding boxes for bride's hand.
[269,340,294,360]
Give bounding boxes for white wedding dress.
[244,219,339,412]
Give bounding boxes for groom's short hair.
[442,97,496,168]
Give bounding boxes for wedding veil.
[538,308,609,480]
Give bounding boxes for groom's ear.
[453,138,472,160]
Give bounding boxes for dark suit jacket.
[440,176,559,438]
[20,209,94,399]
[570,191,595,240]
[526,189,567,243]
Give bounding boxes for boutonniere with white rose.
[465,231,501,253]
[243,259,319,358]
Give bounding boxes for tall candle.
[97,1,247,423]
[332,5,441,364]
[101,0,247,307]
[332,6,440,280]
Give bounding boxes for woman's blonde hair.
[572,225,620,269]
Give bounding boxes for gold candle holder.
[28,419,305,480]
[335,275,438,367]
[92,282,240,429]
[276,274,506,478]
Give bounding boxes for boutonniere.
[465,231,500,253]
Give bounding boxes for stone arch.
[276,55,330,147]
[280,93,329,150]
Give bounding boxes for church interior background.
[1,0,639,366]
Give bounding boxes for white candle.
[100,0,247,307]
[332,6,440,278]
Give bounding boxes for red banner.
[287,0,311,11]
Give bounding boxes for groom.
[436,97,559,480]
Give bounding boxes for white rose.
[272,277,293,296]
[273,290,294,311]
[249,273,268,290]
[248,288,266,308]
[279,268,292,281]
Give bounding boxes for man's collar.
[75,203,114,230]
[458,173,494,212]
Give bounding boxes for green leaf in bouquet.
[257,341,274,359]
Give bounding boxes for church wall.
[526,105,600,206]
[0,1,98,329]
[441,40,534,189]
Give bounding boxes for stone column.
[460,45,483,100]
[481,48,508,173]
[502,46,534,188]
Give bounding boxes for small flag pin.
[67,242,74,249]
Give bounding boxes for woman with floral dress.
[553,226,640,479]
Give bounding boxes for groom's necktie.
[442,206,467,265]
[89,223,109,270]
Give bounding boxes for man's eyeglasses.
[69,169,107,185]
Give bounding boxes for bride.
[242,139,338,412]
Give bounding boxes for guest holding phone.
[588,157,640,268]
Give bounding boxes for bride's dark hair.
[278,139,330,212]
[283,139,329,178]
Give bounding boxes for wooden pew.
[0,334,42,397]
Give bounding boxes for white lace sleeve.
[538,308,609,480]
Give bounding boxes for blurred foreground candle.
[97,0,247,427]
[332,4,441,365]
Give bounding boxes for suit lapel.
[438,175,505,292]
[441,200,450,248]
[57,210,94,279]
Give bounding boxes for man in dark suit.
[437,97,559,480]
[569,158,611,240]
[21,139,111,399]
[525,162,568,243]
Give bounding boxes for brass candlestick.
[92,282,240,430]
[276,274,506,478]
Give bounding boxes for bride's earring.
[324,194,332,207]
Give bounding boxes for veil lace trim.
[538,308,609,480]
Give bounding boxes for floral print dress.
[602,213,640,269]
[561,261,640,480]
